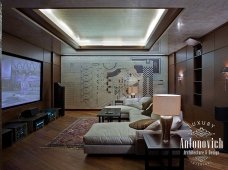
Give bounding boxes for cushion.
[84,122,136,145]
[129,114,150,122]
[141,103,152,116]
[171,115,183,130]
[145,120,160,131]
[124,98,142,110]
[142,99,152,110]
[105,105,138,113]
[129,119,155,130]
[151,112,160,120]
[145,111,183,131]
[139,97,152,104]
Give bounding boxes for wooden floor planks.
[3,111,228,170]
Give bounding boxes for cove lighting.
[38,9,166,47]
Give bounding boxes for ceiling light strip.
[39,8,166,47]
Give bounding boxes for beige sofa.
[83,98,191,155]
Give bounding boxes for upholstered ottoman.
[83,122,136,154]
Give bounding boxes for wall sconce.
[178,73,183,82]
[222,67,228,91]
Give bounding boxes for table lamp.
[153,94,181,143]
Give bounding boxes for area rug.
[45,117,98,149]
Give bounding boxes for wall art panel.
[61,56,168,109]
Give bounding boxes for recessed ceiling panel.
[36,8,167,48]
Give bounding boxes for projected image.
[1,53,42,108]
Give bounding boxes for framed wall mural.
[61,56,167,109]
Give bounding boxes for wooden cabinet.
[193,44,202,106]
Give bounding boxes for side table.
[143,133,186,170]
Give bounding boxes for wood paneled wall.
[168,22,228,139]
[0,57,1,169]
[52,53,61,106]
[168,53,175,94]
[2,33,60,124]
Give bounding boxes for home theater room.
[1,0,228,170]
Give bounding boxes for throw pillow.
[142,99,152,110]
[129,119,156,130]
[145,111,183,131]
[124,98,142,110]
[171,114,183,130]
[151,112,160,120]
[145,119,161,131]
[141,103,152,116]
[139,97,152,104]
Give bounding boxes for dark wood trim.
[16,8,79,51]
[145,8,183,49]
[174,52,176,93]
[51,52,54,107]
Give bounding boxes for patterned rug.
[45,117,98,148]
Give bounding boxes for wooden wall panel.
[52,53,61,106]
[202,32,214,54]
[2,33,53,124]
[185,59,193,106]
[43,50,51,63]
[53,65,61,83]
[176,47,187,63]
[43,63,52,108]
[214,47,228,107]
[0,8,2,166]
[168,65,175,94]
[52,39,61,55]
[3,33,43,61]
[213,47,227,140]
[169,53,175,65]
[186,46,193,60]
[53,53,61,66]
[202,52,214,112]
[215,24,228,50]
[175,62,187,111]
[182,59,193,121]
[3,8,62,55]
[171,23,228,140]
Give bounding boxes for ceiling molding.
[145,8,183,49]
[17,8,79,51]
[17,8,182,51]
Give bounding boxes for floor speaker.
[54,82,65,116]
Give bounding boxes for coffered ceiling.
[2,0,228,55]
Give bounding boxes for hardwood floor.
[2,111,228,170]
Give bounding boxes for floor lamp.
[153,94,181,143]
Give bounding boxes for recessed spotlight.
[177,21,184,30]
